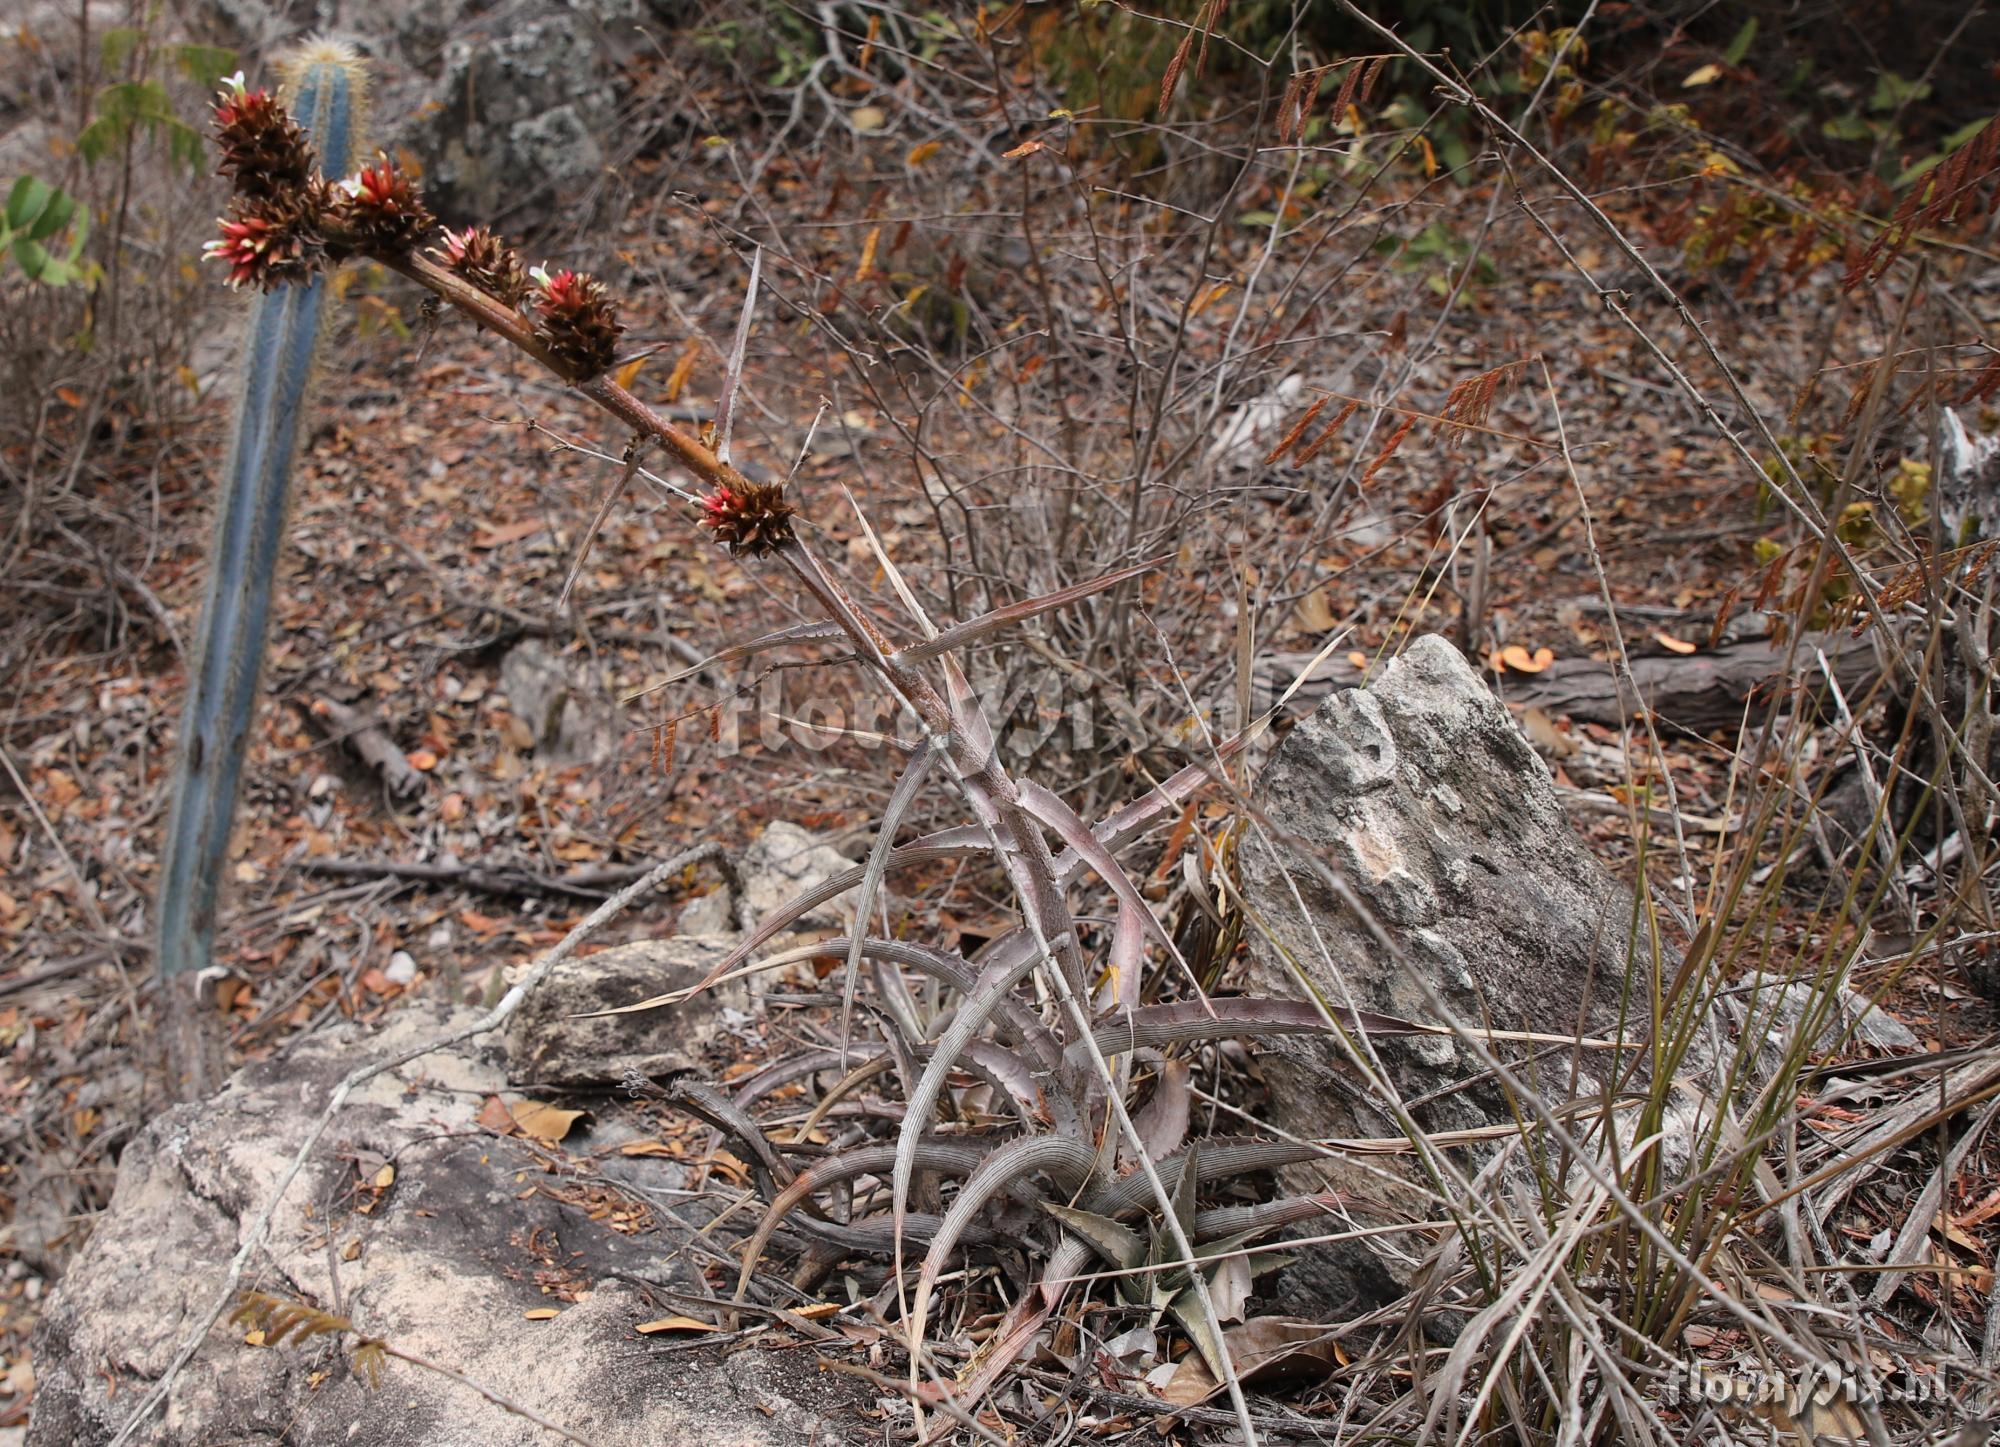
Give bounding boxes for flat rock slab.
[29,1003,861,1446]
[506,935,745,1089]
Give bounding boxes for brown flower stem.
[376,252,746,493]
[376,247,1085,996]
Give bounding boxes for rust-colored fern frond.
[1435,360,1528,447]
[231,1289,354,1347]
[1157,0,1227,118]
[1276,64,1332,145]
[1296,398,1360,464]
[1158,27,1194,118]
[1361,414,1418,486]
[1262,395,1329,465]
[231,1289,389,1388]
[1960,352,2000,407]
[1846,115,2000,290]
[1836,540,2000,632]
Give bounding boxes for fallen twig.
[297,855,702,902]
[307,696,424,803]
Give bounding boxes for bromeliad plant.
[198,74,1417,1415]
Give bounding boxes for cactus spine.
[157,45,367,987]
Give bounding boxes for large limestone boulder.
[27,1002,860,1446]
[1239,635,1672,1295]
[183,0,655,229]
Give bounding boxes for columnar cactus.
[157,45,368,990]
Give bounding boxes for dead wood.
[307,696,426,802]
[1256,631,1880,734]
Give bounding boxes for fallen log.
[298,855,671,900]
[308,696,426,802]
[1255,631,1881,734]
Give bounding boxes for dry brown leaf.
[1227,1316,1341,1388]
[635,1315,714,1335]
[1654,631,1697,654]
[1294,588,1337,633]
[1002,138,1046,159]
[1498,644,1555,673]
[472,518,543,550]
[618,1139,677,1158]
[1936,1213,1983,1254]
[476,1095,516,1134]
[523,1308,560,1321]
[1159,1356,1218,1407]
[510,1101,586,1144]
[1518,705,1578,757]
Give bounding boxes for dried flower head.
[530,265,624,380]
[432,226,529,307]
[328,153,432,257]
[698,481,797,558]
[212,75,314,198]
[203,194,323,290]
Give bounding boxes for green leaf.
[26,188,75,243]
[1868,70,1928,113]
[56,201,88,260]
[174,44,237,89]
[1167,1287,1232,1381]
[76,117,119,166]
[1437,129,1470,176]
[6,176,51,232]
[1943,116,1993,150]
[13,236,52,281]
[1042,1202,1147,1270]
[1721,17,1757,66]
[99,26,144,75]
[1895,153,1945,188]
[167,118,204,175]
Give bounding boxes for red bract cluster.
[202,201,319,291]
[432,226,529,306]
[697,480,797,558]
[330,152,432,255]
[530,266,623,380]
[212,77,313,197]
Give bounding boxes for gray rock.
[677,884,736,936]
[506,934,745,1088]
[735,821,858,934]
[183,0,644,228]
[500,638,611,764]
[403,6,624,226]
[28,1002,861,1446]
[1240,635,1678,1299]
